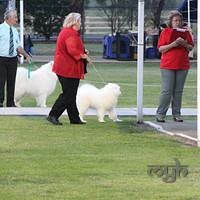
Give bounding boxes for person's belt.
[0,56,17,59]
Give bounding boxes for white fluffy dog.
[14,61,57,107]
[76,83,122,122]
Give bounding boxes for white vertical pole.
[137,0,144,123]
[187,0,191,28]
[197,0,200,147]
[20,0,24,64]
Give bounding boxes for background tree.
[145,0,181,28]
[71,0,85,38]
[71,0,84,13]
[95,0,182,35]
[96,0,137,35]
[0,0,9,23]
[150,0,165,28]
[22,0,71,40]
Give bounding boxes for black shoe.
[70,120,86,125]
[156,117,165,123]
[46,115,62,125]
[173,117,183,122]
[0,103,3,107]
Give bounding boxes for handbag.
[83,49,87,74]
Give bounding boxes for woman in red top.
[47,12,92,125]
[156,11,194,123]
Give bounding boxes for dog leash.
[91,63,107,84]
[27,57,40,79]
[28,57,31,78]
[27,60,105,83]
[28,57,34,78]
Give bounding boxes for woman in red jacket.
[47,12,92,125]
[156,11,194,123]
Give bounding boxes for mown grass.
[33,42,102,56]
[0,116,200,200]
[17,62,197,108]
[33,43,56,55]
[0,59,198,200]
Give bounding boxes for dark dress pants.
[0,57,17,106]
[49,75,80,123]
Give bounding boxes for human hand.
[171,40,179,48]
[85,49,89,55]
[175,37,192,51]
[176,37,184,41]
[87,56,92,65]
[26,55,31,63]
[175,37,186,46]
[81,54,92,65]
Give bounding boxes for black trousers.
[0,56,17,106]
[49,75,80,122]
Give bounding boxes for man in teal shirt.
[0,9,30,107]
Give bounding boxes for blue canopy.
[178,0,197,23]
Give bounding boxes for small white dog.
[76,83,122,122]
[14,61,57,107]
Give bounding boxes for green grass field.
[33,42,102,56]
[18,62,197,108]
[0,116,200,200]
[0,61,199,200]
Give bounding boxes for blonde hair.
[63,12,81,28]
[167,10,183,28]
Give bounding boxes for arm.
[159,37,193,53]
[66,37,92,64]
[15,30,31,62]
[65,37,82,61]
[158,28,178,53]
[17,46,31,63]
[176,37,193,52]
[81,53,92,65]
[158,40,179,53]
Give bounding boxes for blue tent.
[178,0,197,23]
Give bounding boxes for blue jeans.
[156,69,188,118]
